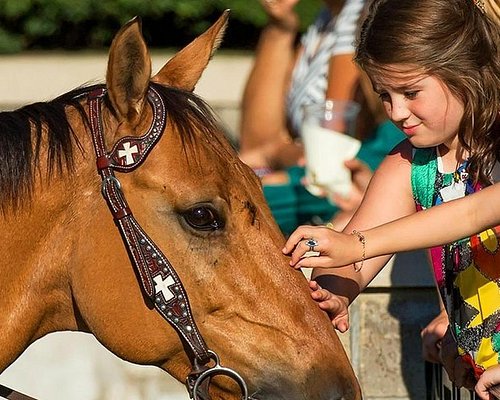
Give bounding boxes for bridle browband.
[87,86,250,400]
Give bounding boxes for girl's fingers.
[309,280,321,291]
[288,240,311,265]
[282,233,299,254]
[284,225,344,267]
[310,287,331,302]
[289,238,324,265]
[308,281,350,331]
[315,299,350,331]
[333,318,349,332]
[282,226,313,254]
[294,255,340,269]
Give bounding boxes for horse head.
[0,11,361,400]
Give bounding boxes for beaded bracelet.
[351,230,366,272]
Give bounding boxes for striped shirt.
[287,0,365,138]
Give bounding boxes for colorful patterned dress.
[412,147,500,377]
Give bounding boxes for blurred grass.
[0,0,322,53]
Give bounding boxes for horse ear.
[106,17,152,127]
[151,10,229,91]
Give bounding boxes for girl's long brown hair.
[355,0,500,184]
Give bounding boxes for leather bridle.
[86,85,251,400]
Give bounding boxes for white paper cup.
[301,100,361,198]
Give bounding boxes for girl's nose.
[389,99,411,123]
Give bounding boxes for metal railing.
[426,362,477,400]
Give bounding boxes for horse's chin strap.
[0,384,37,400]
[86,86,249,400]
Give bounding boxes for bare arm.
[239,2,362,169]
[283,141,417,305]
[284,165,500,280]
[362,182,500,258]
[239,24,297,150]
[325,53,360,101]
[238,1,300,167]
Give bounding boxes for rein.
[0,384,36,400]
[86,86,250,400]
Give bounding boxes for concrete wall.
[0,50,250,140]
[0,52,440,399]
[342,254,441,400]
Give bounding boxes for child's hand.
[282,225,361,269]
[475,365,500,399]
[309,280,350,332]
[420,309,449,363]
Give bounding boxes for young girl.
[282,0,500,397]
[284,166,500,399]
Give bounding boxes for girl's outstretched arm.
[283,181,500,269]
[361,182,500,258]
[284,140,417,305]
[284,142,500,310]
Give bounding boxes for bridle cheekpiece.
[87,85,250,400]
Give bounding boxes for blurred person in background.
[238,0,404,236]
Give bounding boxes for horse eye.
[182,206,224,231]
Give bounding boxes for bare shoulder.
[386,139,413,163]
[350,139,415,228]
[372,139,413,183]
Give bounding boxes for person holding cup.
[238,0,405,235]
[301,99,362,199]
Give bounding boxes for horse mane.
[150,82,238,166]
[0,85,91,213]
[0,82,237,213]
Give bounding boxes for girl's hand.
[476,365,500,399]
[259,0,300,31]
[420,309,449,364]
[282,225,362,269]
[309,280,350,332]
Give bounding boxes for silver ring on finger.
[305,238,318,252]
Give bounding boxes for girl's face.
[371,65,465,151]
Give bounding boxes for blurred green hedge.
[0,0,322,53]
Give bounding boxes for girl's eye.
[378,92,390,102]
[182,205,225,231]
[404,91,419,100]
